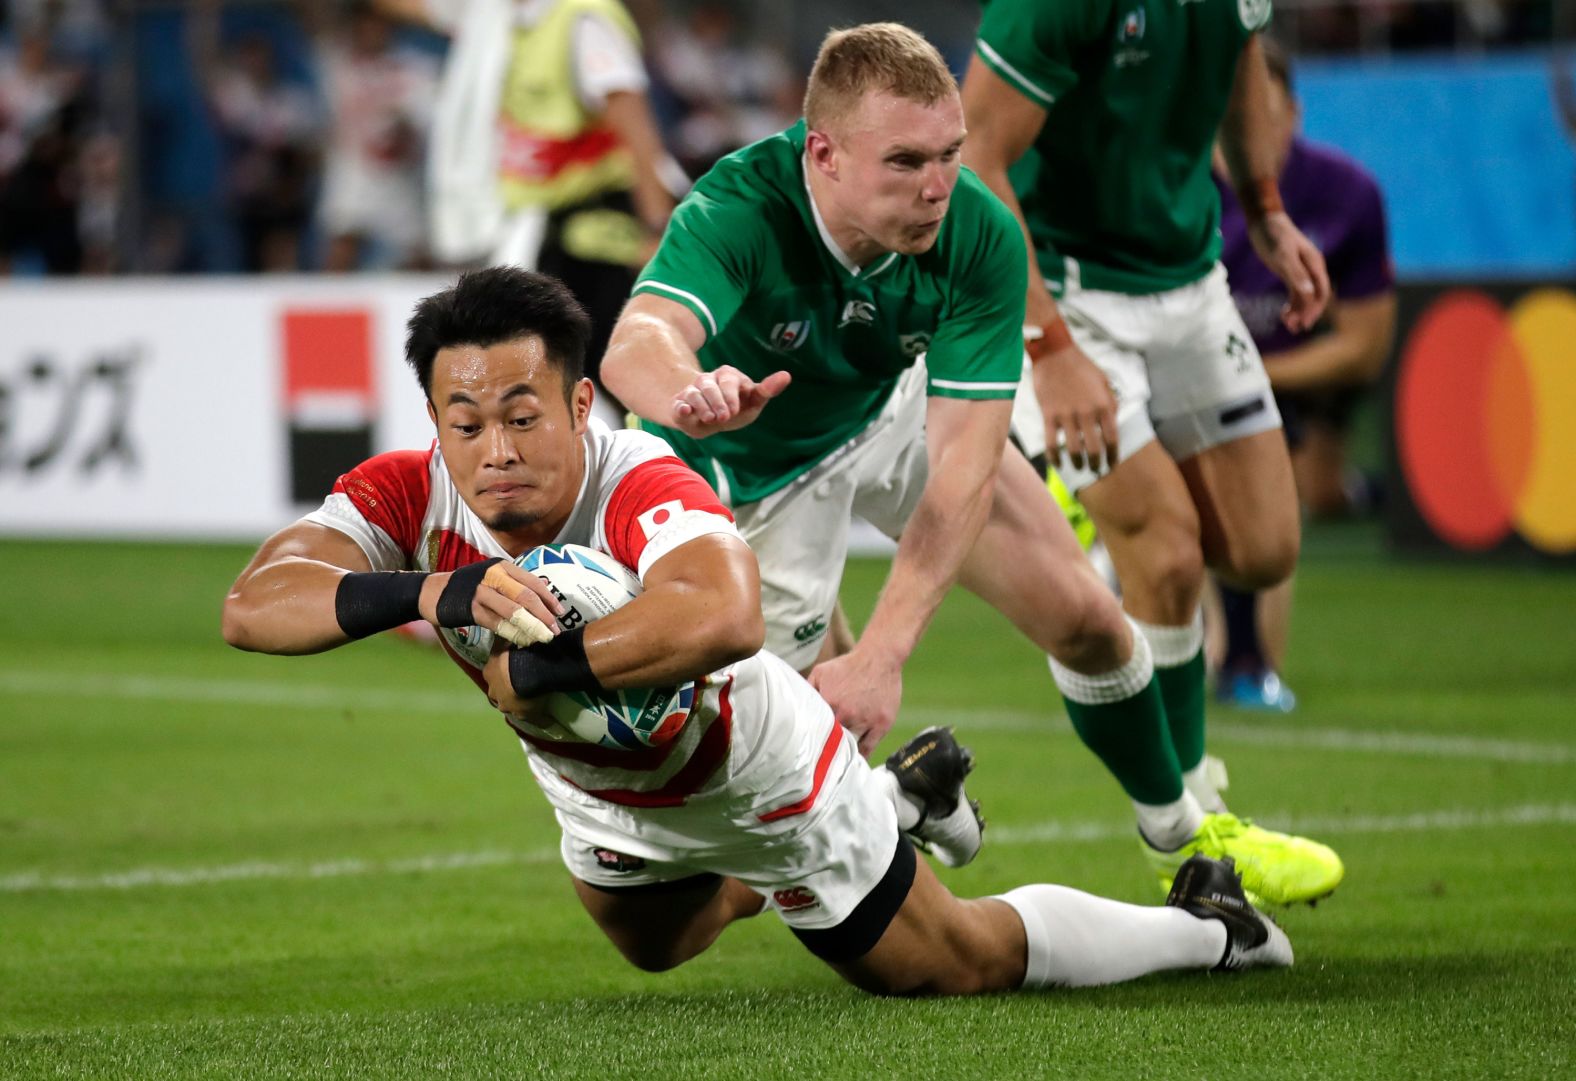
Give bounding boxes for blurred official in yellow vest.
[376,0,683,406]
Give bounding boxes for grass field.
[2,531,1573,1079]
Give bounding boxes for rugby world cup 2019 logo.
[1238,0,1272,32]
[1394,287,1576,555]
[1119,7,1144,42]
[770,320,811,351]
[1114,7,1148,67]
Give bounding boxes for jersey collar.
[800,152,899,281]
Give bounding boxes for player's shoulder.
[1293,138,1383,201]
[336,446,437,505]
[584,420,701,496]
[684,126,802,218]
[979,0,1116,42]
[951,167,1018,231]
[937,168,1026,274]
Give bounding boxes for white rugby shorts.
[729,363,931,671]
[543,653,904,933]
[1049,263,1283,492]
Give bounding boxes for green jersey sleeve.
[924,176,1028,400]
[975,0,1113,108]
[633,181,764,343]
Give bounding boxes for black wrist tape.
[435,557,503,627]
[335,571,428,639]
[507,626,603,699]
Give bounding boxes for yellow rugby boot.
[1145,812,1344,907]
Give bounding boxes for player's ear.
[571,377,594,433]
[805,129,837,179]
[426,399,438,429]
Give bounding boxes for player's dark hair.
[1262,37,1293,96]
[405,267,590,402]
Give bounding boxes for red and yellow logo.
[1395,288,1576,554]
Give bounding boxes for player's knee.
[1216,532,1299,591]
[616,942,693,974]
[1143,540,1207,607]
[1044,582,1130,672]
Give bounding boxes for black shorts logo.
[592,848,647,873]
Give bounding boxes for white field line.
[4,803,1572,895]
[4,670,1572,767]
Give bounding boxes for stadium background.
[1,2,1572,1077]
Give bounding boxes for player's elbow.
[220,594,260,652]
[692,592,765,670]
[718,604,768,666]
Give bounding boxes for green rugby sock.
[1049,635,1183,806]
[1131,616,1208,773]
[1157,650,1208,774]
[1062,682,1184,806]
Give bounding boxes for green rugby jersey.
[976,0,1271,295]
[632,120,1027,505]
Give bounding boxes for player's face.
[824,90,965,256]
[427,337,592,548]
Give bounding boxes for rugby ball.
[512,544,695,751]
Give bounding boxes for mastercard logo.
[1395,288,1576,554]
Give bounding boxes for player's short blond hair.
[803,23,957,135]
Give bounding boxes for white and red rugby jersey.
[300,418,846,811]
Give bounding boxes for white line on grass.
[0,849,559,893]
[4,670,1572,767]
[5,803,1572,895]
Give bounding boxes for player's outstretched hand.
[1032,343,1119,475]
[421,560,565,646]
[671,366,792,438]
[810,648,904,759]
[1249,210,1331,334]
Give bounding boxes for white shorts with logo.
[1052,262,1282,492]
[730,362,933,671]
[543,651,902,933]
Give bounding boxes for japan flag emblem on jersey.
[638,500,686,539]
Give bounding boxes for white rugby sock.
[1182,757,1229,815]
[1133,790,1206,852]
[997,884,1227,987]
[1132,610,1204,668]
[876,765,922,831]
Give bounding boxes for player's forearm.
[601,311,703,422]
[584,579,763,688]
[1219,36,1281,213]
[1266,332,1384,392]
[1265,295,1396,391]
[859,444,1002,667]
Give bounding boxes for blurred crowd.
[0,0,1567,277]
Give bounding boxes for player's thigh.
[1054,286,1160,491]
[848,361,930,538]
[562,838,763,973]
[1142,267,1295,581]
[1176,428,1300,590]
[572,871,764,973]
[832,855,1027,996]
[1079,440,1207,622]
[1144,266,1281,448]
[958,447,1130,666]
